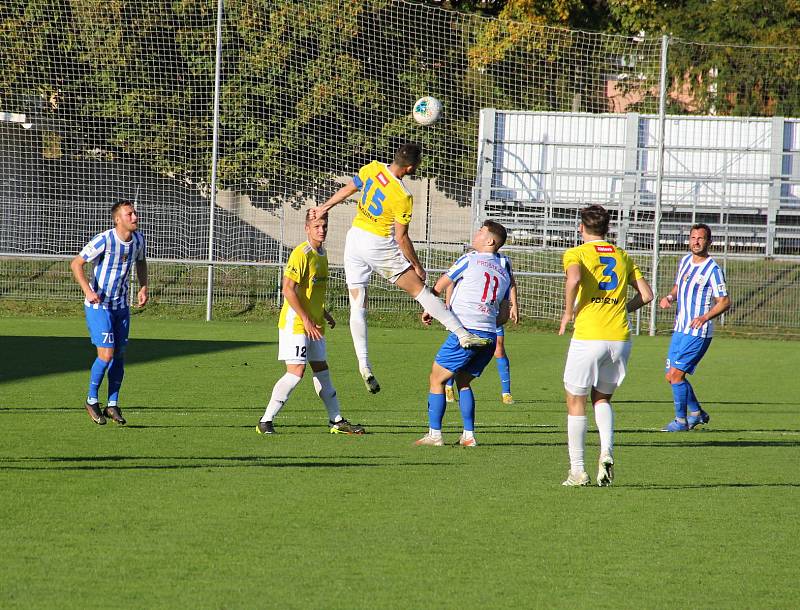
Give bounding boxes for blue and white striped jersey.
[79,228,146,310]
[673,253,727,338]
[447,251,511,332]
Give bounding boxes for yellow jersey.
[563,240,643,341]
[351,161,413,237]
[278,241,328,335]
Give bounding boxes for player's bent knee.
[348,287,367,309]
[286,363,306,378]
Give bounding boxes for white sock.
[414,286,467,338]
[312,369,341,422]
[567,415,588,473]
[261,372,303,422]
[462,429,474,440]
[348,290,371,370]
[594,401,614,456]
[429,428,442,438]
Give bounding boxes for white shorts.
[563,339,632,396]
[278,327,327,364]
[343,226,411,287]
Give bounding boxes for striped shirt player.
[70,200,149,426]
[660,224,731,432]
[257,213,365,436]
[671,253,727,339]
[445,251,518,404]
[80,229,146,310]
[558,204,653,487]
[312,143,491,395]
[415,221,512,448]
[446,251,511,334]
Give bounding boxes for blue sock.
[445,378,454,388]
[88,357,112,402]
[496,356,511,394]
[427,392,446,430]
[107,358,125,404]
[671,381,689,420]
[458,388,475,431]
[686,381,701,412]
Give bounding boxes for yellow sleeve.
[283,247,306,284]
[625,253,643,281]
[395,194,413,225]
[563,247,581,271]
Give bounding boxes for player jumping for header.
[310,143,491,394]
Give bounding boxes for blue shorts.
[666,332,712,375]
[85,306,130,349]
[496,325,505,338]
[434,330,496,379]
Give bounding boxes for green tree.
[607,0,800,116]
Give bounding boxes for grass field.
[1,314,798,609]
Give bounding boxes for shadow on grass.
[623,482,800,489]
[621,439,800,447]
[614,400,796,406]
[0,455,452,471]
[0,336,272,384]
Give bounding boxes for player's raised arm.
[310,181,359,220]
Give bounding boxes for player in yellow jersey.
[256,211,364,435]
[558,205,653,487]
[312,143,491,394]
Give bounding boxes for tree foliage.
[2,0,800,208]
[607,0,800,116]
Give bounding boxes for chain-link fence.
[1,1,799,331]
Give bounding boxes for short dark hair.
[690,223,712,241]
[483,220,507,249]
[111,200,135,219]
[394,142,422,168]
[580,204,610,236]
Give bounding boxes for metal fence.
[1,1,799,332]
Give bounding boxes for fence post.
[206,0,224,322]
[619,112,640,250]
[649,35,670,336]
[767,116,785,258]
[472,108,496,234]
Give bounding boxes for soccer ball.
[412,96,443,126]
